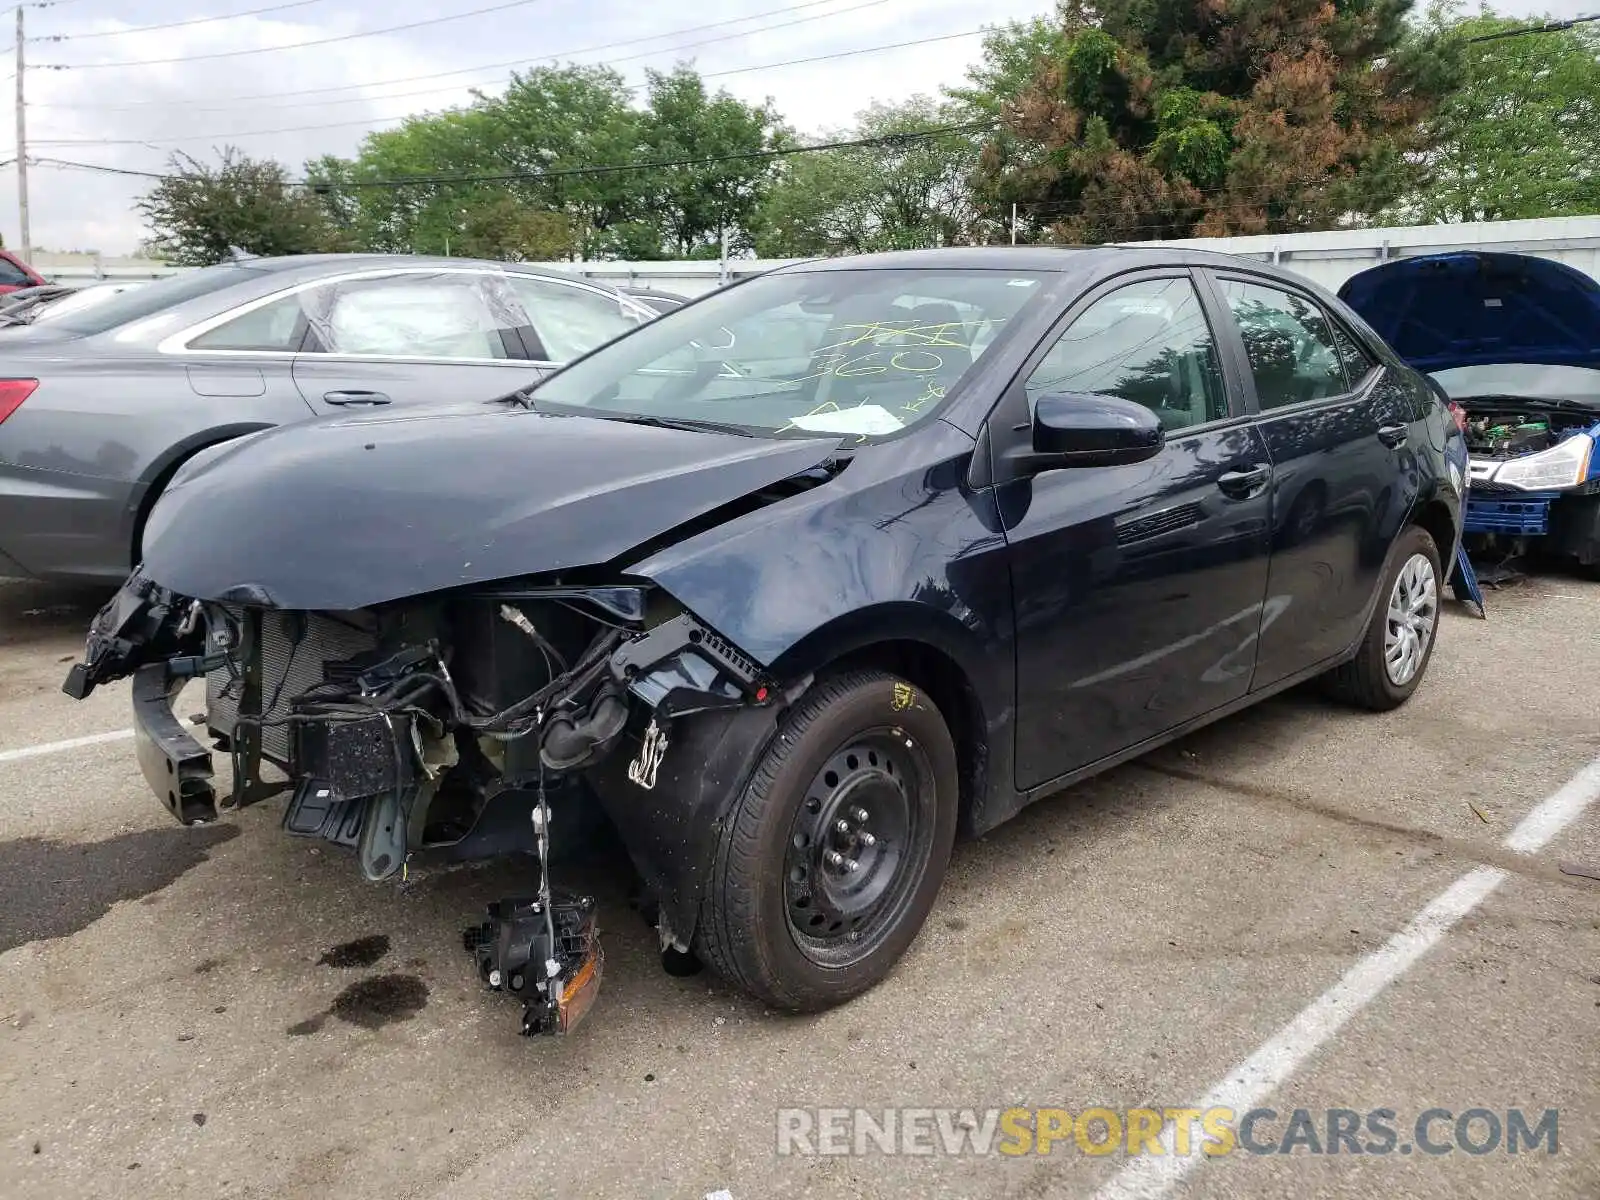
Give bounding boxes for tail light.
[1446,400,1467,434]
[0,378,38,425]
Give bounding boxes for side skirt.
[1005,647,1354,823]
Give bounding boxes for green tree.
[482,64,645,257]
[139,147,348,265]
[752,96,982,256]
[1407,6,1600,221]
[967,0,1454,243]
[307,65,638,259]
[633,66,785,258]
[308,63,783,260]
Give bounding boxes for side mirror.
[1025,391,1165,470]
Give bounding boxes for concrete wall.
[36,215,1600,293]
[1116,215,1600,292]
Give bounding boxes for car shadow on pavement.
[0,823,239,954]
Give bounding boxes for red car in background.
[0,249,45,293]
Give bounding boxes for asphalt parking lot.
[1,572,1597,1200]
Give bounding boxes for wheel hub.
[1383,551,1438,687]
[785,739,913,944]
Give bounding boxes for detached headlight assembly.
[1488,432,1594,491]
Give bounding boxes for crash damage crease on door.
[63,405,850,1035]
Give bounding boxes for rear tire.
[1323,525,1442,711]
[695,669,958,1012]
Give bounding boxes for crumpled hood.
[140,404,841,610]
[1338,251,1600,373]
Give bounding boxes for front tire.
[696,669,958,1011]
[1324,525,1442,710]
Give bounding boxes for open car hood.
[1338,251,1600,374]
[140,405,841,610]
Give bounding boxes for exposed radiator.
[206,608,379,765]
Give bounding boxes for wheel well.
[130,437,248,567]
[1412,498,1457,565]
[130,457,188,568]
[823,640,987,834]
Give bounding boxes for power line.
[31,121,997,188]
[31,155,168,177]
[700,27,981,80]
[28,0,330,42]
[28,0,877,110]
[1461,12,1598,44]
[30,23,987,146]
[34,0,547,68]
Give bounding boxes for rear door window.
[1220,279,1349,409]
[1331,322,1377,387]
[504,275,650,362]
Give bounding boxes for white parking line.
[0,728,134,764]
[1094,751,1600,1200]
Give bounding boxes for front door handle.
[1217,463,1272,499]
[1377,422,1408,448]
[324,390,392,406]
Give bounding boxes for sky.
[2,0,1590,255]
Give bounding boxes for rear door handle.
[323,390,392,406]
[1377,422,1408,448]
[1217,463,1272,499]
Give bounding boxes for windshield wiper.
[0,308,39,327]
[599,413,756,437]
[488,385,539,410]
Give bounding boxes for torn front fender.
[585,693,799,948]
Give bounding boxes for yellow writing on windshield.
[814,320,973,353]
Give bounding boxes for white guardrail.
[36,214,1600,294]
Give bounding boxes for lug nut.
[826,850,846,867]
[859,832,877,847]
[835,819,851,833]
[844,858,861,872]
[851,807,870,823]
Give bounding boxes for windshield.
[532,268,1049,439]
[1430,363,1600,405]
[42,264,260,335]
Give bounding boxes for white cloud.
[2,0,1588,254]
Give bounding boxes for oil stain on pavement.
[0,824,238,953]
[317,934,391,968]
[286,975,429,1036]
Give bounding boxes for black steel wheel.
[783,731,934,968]
[696,669,959,1011]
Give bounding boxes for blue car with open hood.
[1340,251,1600,574]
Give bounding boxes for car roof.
[231,253,607,284]
[768,245,1362,321]
[773,244,1331,284]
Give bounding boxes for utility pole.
[1010,203,1018,246]
[15,6,29,262]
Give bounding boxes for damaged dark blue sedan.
[64,247,1466,1034]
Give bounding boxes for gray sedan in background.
[0,254,655,582]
